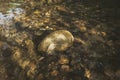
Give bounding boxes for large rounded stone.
[38,30,74,54]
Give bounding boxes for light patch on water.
[0,7,26,42]
[8,8,25,16]
[0,8,25,26]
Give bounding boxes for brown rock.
[61,65,70,72]
[59,55,69,65]
[38,30,74,54]
[51,70,59,76]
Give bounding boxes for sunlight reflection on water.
[0,8,25,26]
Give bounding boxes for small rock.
[61,65,70,72]
[51,70,59,76]
[59,55,69,64]
[38,30,74,54]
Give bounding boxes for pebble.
[61,65,70,72]
[59,55,69,64]
[51,70,59,76]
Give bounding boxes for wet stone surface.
[0,0,120,80]
[38,30,74,54]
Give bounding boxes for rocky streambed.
[0,0,120,80]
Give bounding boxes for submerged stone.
[38,30,74,54]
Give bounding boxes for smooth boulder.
[38,30,74,54]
